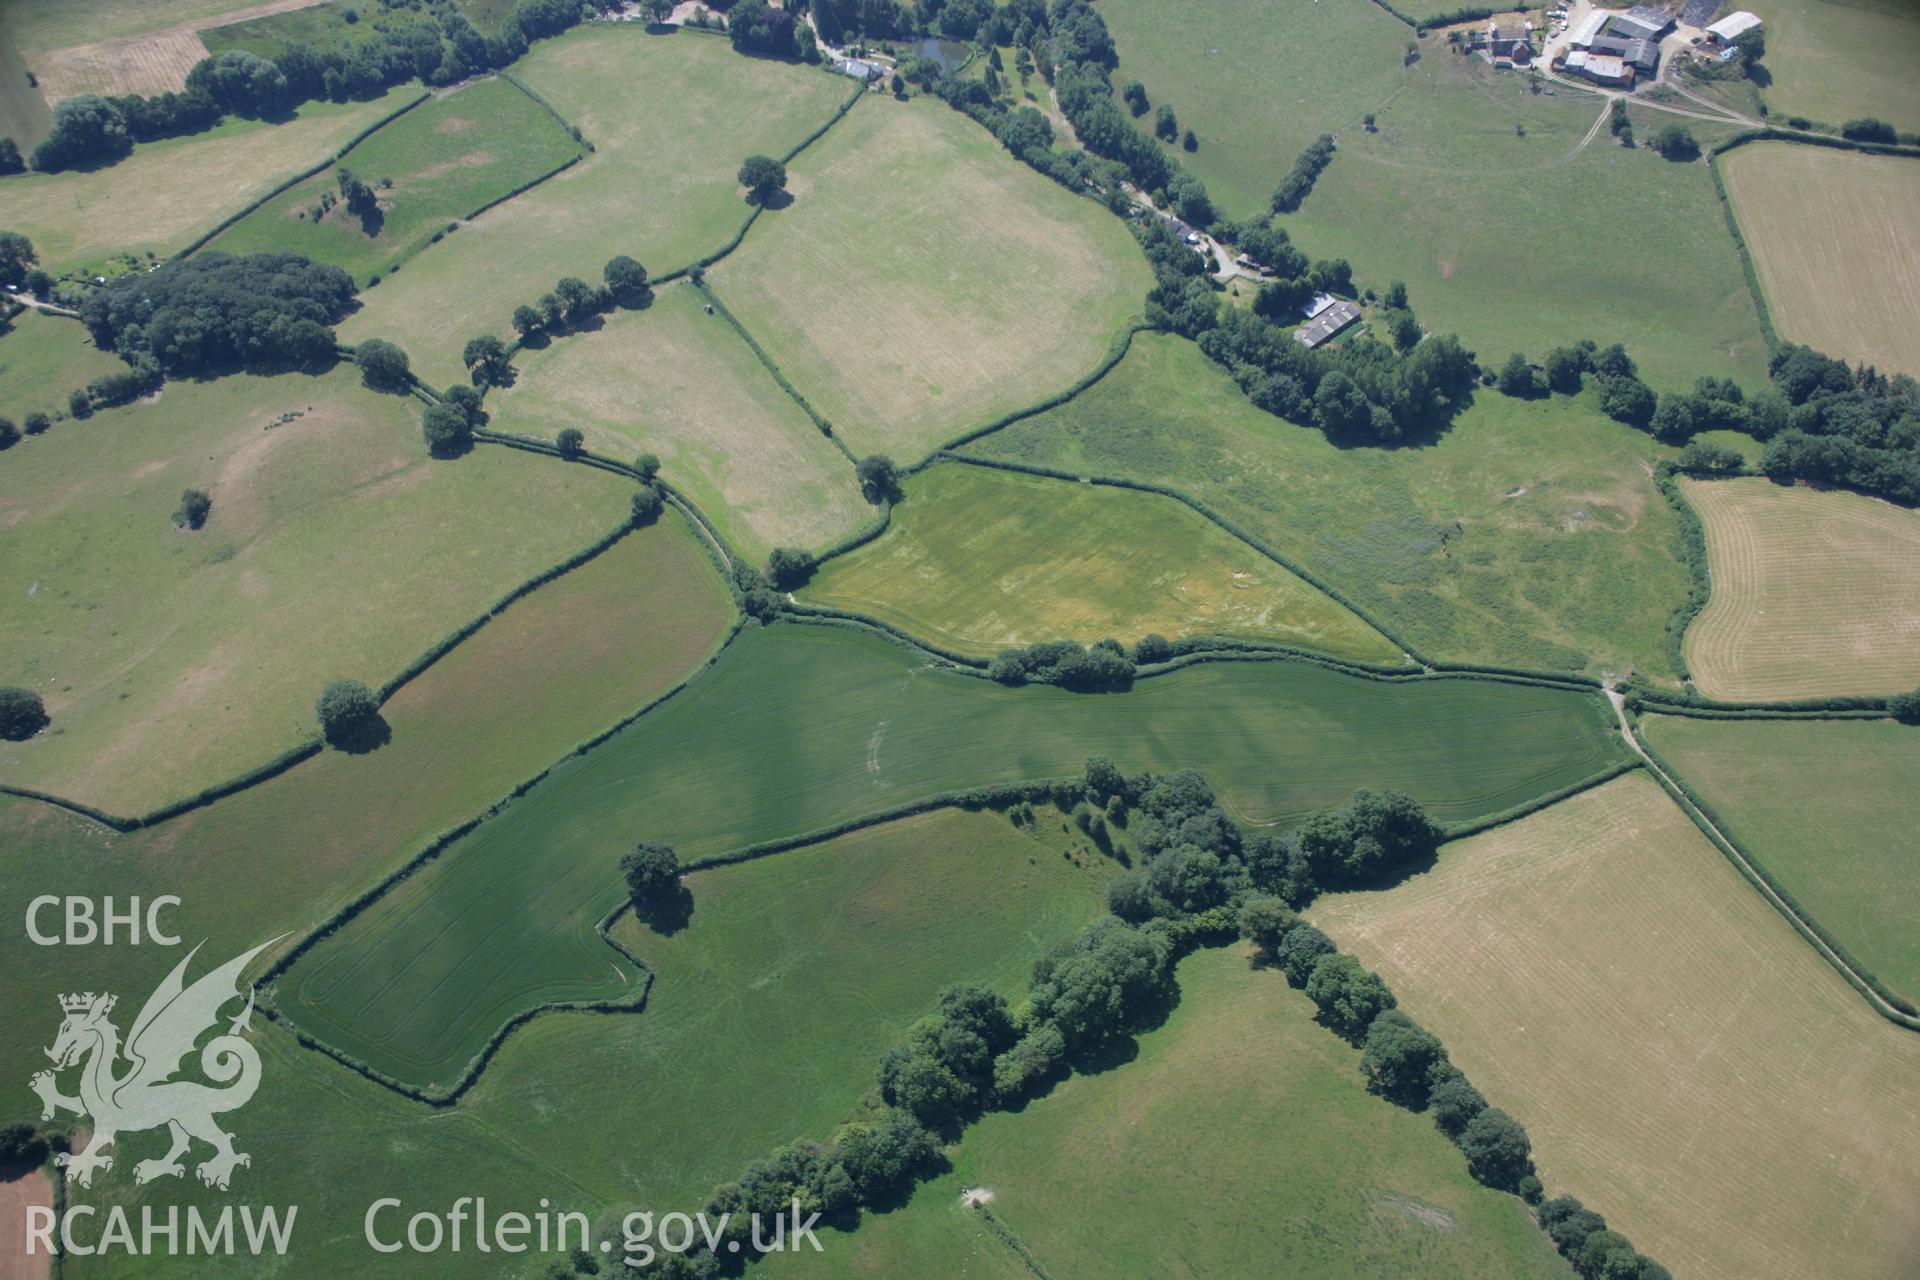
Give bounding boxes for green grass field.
[1721,142,1920,379]
[0,512,731,1095]
[202,77,582,285]
[1314,773,1920,1280]
[492,282,872,560]
[930,947,1573,1279]
[1,86,411,275]
[0,803,1109,1278]
[0,310,128,419]
[1643,714,1920,1005]
[337,29,853,388]
[0,367,642,812]
[1097,0,1415,219]
[0,18,52,150]
[802,461,1401,661]
[706,97,1150,460]
[968,332,1692,681]
[1740,0,1920,130]
[278,620,1627,1088]
[1280,49,1769,393]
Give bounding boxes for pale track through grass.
[1313,772,1920,1280]
[1682,476,1920,699]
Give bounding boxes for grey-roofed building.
[1590,33,1659,75]
[1294,300,1361,349]
[1607,6,1674,42]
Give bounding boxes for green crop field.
[706,97,1150,460]
[0,310,128,419]
[1097,0,1415,219]
[969,332,1693,681]
[1,86,411,275]
[1722,142,1920,378]
[0,513,731,1093]
[0,804,1111,1278]
[1280,50,1769,393]
[336,29,852,387]
[0,367,640,812]
[1314,773,1920,1280]
[0,18,51,150]
[1681,477,1920,700]
[926,947,1573,1279]
[802,461,1401,661]
[493,282,872,560]
[202,77,582,285]
[1739,0,1920,131]
[278,620,1626,1089]
[1643,714,1920,1005]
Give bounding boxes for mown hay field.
[1281,51,1769,392]
[2,0,319,56]
[802,461,1402,662]
[1,86,412,274]
[0,805,1109,1278]
[1097,0,1414,218]
[0,366,641,812]
[1313,773,1920,1280]
[0,513,732,1097]
[1643,713,1920,1005]
[970,332,1692,681]
[29,25,210,102]
[1681,476,1920,699]
[706,97,1150,461]
[337,29,852,387]
[204,76,582,285]
[0,310,128,418]
[278,620,1628,1088]
[1722,143,1920,378]
[923,948,1572,1280]
[493,283,871,560]
[1737,0,1920,131]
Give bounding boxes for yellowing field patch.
[1682,476,1920,699]
[1313,772,1920,1280]
[1723,143,1920,378]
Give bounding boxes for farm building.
[1606,5,1674,41]
[1705,11,1762,46]
[1300,292,1339,320]
[1590,33,1659,77]
[1488,19,1535,65]
[1567,9,1609,48]
[1560,49,1635,86]
[836,57,886,82]
[1295,300,1360,348]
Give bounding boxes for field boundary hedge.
[1438,760,1642,842]
[1653,465,1711,683]
[692,278,856,462]
[912,322,1153,462]
[1705,147,1780,350]
[498,71,592,151]
[1363,0,1527,30]
[1627,714,1920,1028]
[175,89,434,261]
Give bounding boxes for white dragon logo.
[29,938,282,1191]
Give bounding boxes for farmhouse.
[836,57,885,82]
[1294,299,1360,348]
[1704,10,1762,46]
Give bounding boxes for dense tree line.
[986,639,1135,690]
[1270,133,1336,213]
[80,253,354,377]
[28,0,602,172]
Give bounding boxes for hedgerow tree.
[635,452,662,481]
[0,418,16,450]
[1236,895,1298,954]
[620,841,681,922]
[1499,352,1538,398]
[738,154,787,206]
[1427,1071,1487,1136]
[0,232,36,287]
[855,454,897,502]
[1272,922,1334,985]
[1304,952,1395,1041]
[603,255,650,306]
[462,334,509,387]
[1647,124,1698,161]
[555,427,585,456]
[30,96,132,172]
[1360,1009,1446,1106]
[0,687,49,740]
[1457,1107,1534,1190]
[421,402,472,457]
[173,488,212,529]
[1890,688,1920,724]
[0,138,21,175]
[315,679,379,747]
[1153,103,1177,141]
[356,339,411,392]
[766,547,815,589]
[630,482,664,526]
[23,412,48,436]
[512,305,542,339]
[1121,80,1148,115]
